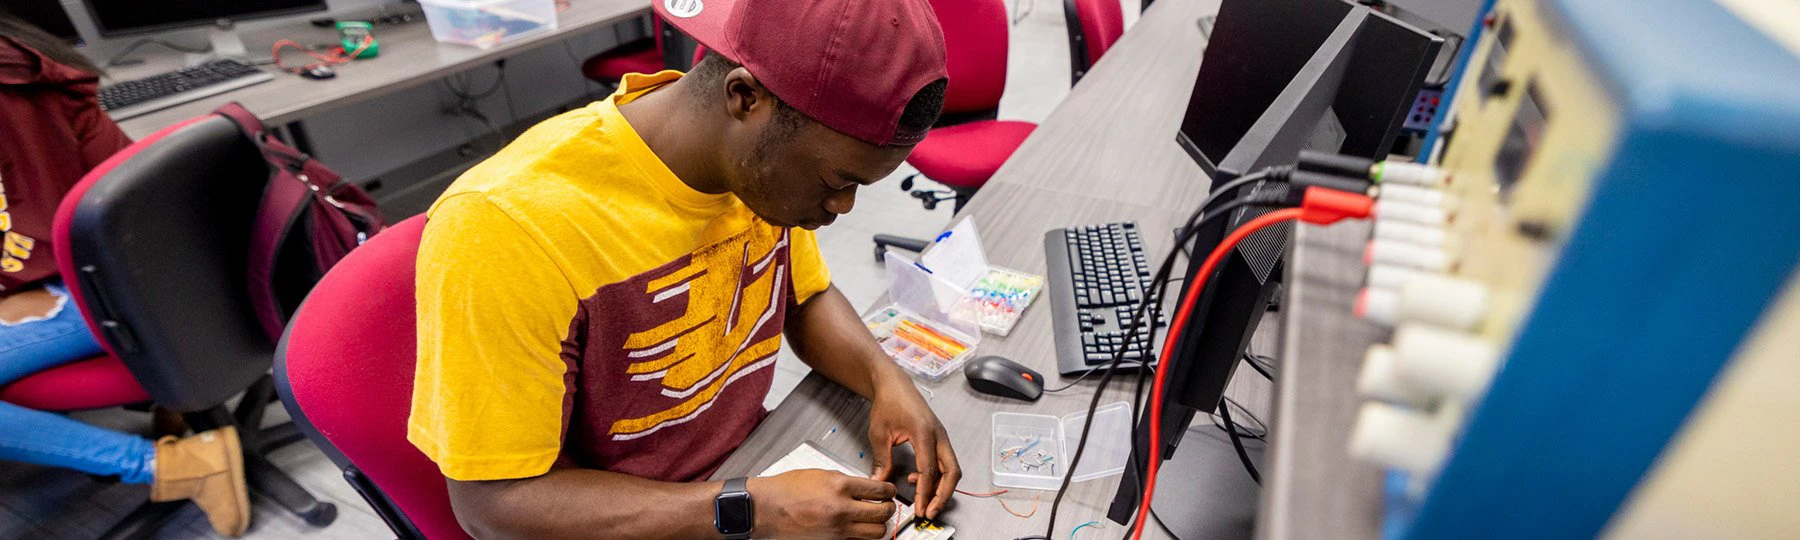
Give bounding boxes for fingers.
[840,474,899,501]
[844,522,889,540]
[867,429,894,481]
[928,436,962,518]
[911,434,941,519]
[847,498,897,523]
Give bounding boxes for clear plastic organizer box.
[990,402,1134,490]
[419,0,558,49]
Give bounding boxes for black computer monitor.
[1175,0,1353,175]
[1168,5,1442,422]
[83,0,327,37]
[1106,2,1440,532]
[1,0,81,43]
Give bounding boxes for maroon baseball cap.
[655,0,948,146]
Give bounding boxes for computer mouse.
[964,355,1043,401]
[301,65,336,80]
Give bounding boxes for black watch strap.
[716,477,753,540]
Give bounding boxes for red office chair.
[49,114,339,537]
[873,0,1038,260]
[0,357,150,411]
[275,216,466,540]
[583,15,690,84]
[1064,0,1125,84]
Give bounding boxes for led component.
[1391,324,1500,400]
[1349,402,1450,474]
[1398,275,1491,331]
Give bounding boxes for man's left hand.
[866,377,960,520]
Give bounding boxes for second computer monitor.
[84,0,327,37]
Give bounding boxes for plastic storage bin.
[864,305,980,382]
[990,402,1134,490]
[419,0,558,49]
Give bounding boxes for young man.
[409,0,958,538]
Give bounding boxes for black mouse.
[964,355,1043,401]
[301,65,336,80]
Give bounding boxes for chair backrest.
[53,115,280,412]
[274,216,465,540]
[1064,0,1125,84]
[925,0,1010,116]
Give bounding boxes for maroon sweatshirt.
[0,36,131,295]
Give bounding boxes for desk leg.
[276,122,317,156]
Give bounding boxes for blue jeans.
[0,282,155,484]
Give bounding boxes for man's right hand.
[748,469,898,539]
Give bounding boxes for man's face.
[713,69,915,230]
[729,117,913,230]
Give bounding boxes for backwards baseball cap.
[655,0,948,146]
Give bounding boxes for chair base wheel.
[301,502,338,527]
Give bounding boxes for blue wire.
[1069,520,1101,539]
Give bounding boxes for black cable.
[1219,403,1261,485]
[1244,353,1275,376]
[1043,168,1282,537]
[1041,359,1150,394]
[1240,352,1273,380]
[107,38,212,67]
[1209,396,1267,440]
[442,63,513,152]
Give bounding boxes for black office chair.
[56,115,338,537]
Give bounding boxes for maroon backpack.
[214,103,386,340]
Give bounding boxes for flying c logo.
[664,0,702,18]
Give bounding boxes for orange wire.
[271,35,374,74]
[998,493,1041,518]
[955,489,1009,497]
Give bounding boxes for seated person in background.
[408,0,959,538]
[0,12,248,537]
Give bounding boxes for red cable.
[271,36,374,74]
[1131,188,1373,539]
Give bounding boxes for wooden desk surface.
[712,1,1268,538]
[108,0,648,139]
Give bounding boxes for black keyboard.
[99,59,274,120]
[1044,222,1167,375]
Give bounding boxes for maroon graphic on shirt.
[558,226,795,481]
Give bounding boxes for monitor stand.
[1111,418,1265,539]
[189,22,247,65]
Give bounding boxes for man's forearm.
[448,469,720,539]
[785,286,914,400]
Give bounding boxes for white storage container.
[990,402,1134,490]
[419,0,558,49]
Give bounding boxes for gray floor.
[0,2,1132,538]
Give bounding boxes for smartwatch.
[714,477,754,539]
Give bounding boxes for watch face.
[716,492,753,535]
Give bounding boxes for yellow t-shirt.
[408,71,831,482]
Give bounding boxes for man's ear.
[722,67,771,122]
